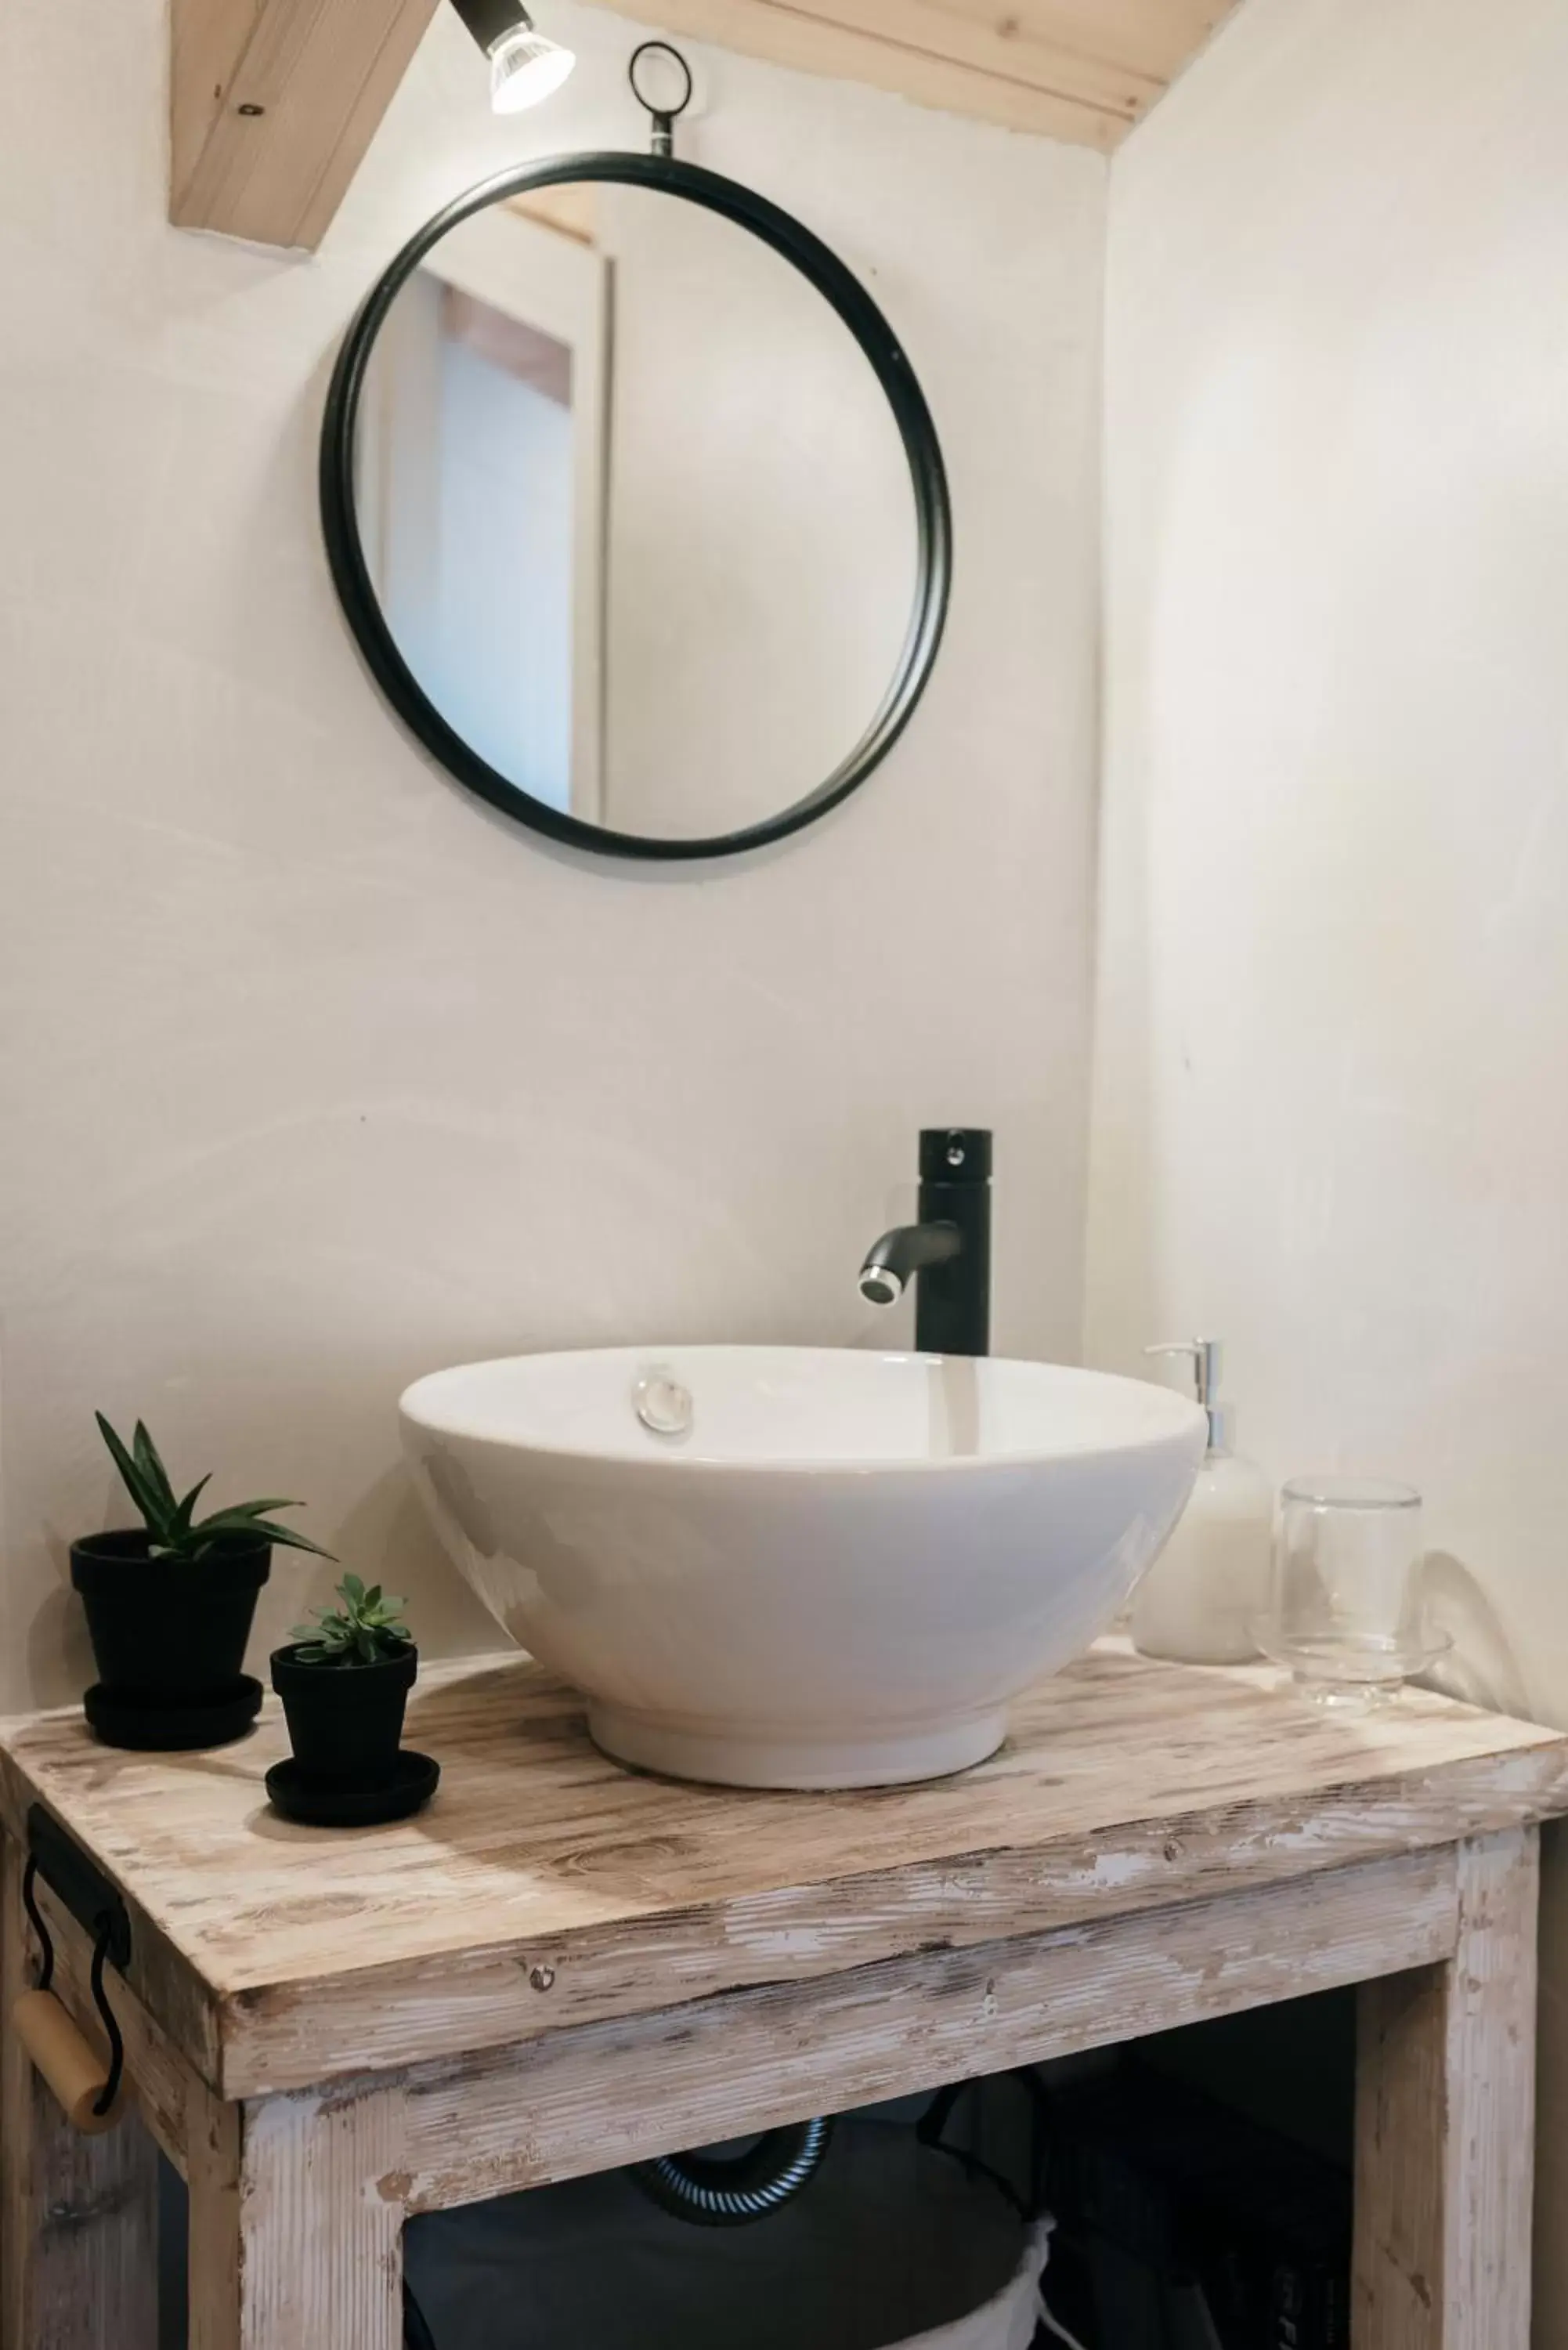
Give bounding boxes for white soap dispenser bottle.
[1132,1339,1273,1666]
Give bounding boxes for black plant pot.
[270,1642,417,1790]
[71,1528,271,1698]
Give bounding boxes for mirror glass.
[347,175,930,848]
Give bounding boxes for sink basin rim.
[398,1345,1205,1477]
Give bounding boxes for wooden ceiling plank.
[993,0,1234,83]
[757,0,1164,118]
[171,0,439,252]
[602,0,1126,145]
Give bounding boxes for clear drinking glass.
[1255,1476,1450,1712]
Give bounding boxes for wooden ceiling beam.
[631,0,1144,143]
[167,0,1241,254]
[171,0,439,252]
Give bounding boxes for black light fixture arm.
[450,0,534,52]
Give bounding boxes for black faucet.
[858,1129,992,1356]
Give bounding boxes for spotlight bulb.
[489,23,576,111]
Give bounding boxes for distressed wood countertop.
[2,1644,1565,2102]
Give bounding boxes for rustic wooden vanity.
[2,1643,1564,2348]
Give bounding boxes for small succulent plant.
[291,1572,412,1666]
[96,1415,333,1563]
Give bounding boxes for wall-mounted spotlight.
[449,0,576,113]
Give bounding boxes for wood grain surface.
[1354,1828,1539,2349]
[392,1845,1460,2208]
[2,1644,1564,2096]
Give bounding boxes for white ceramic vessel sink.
[400,1347,1206,1789]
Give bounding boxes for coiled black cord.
[630,2117,836,2226]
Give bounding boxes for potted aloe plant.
[73,1415,331,1748]
[271,1574,419,1793]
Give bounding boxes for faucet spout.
[858,1223,962,1307]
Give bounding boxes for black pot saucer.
[84,1676,263,1752]
[265,1750,439,1827]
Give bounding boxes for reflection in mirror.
[352,179,921,844]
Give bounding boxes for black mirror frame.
[319,151,953,862]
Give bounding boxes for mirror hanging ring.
[628,41,693,155]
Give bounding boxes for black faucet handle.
[919,1128,992,1184]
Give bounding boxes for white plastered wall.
[0,0,1105,1704]
[1089,0,1568,2329]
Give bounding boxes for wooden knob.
[10,1990,121,2134]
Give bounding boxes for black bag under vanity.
[402,2093,1057,2350]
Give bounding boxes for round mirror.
[321,155,951,860]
